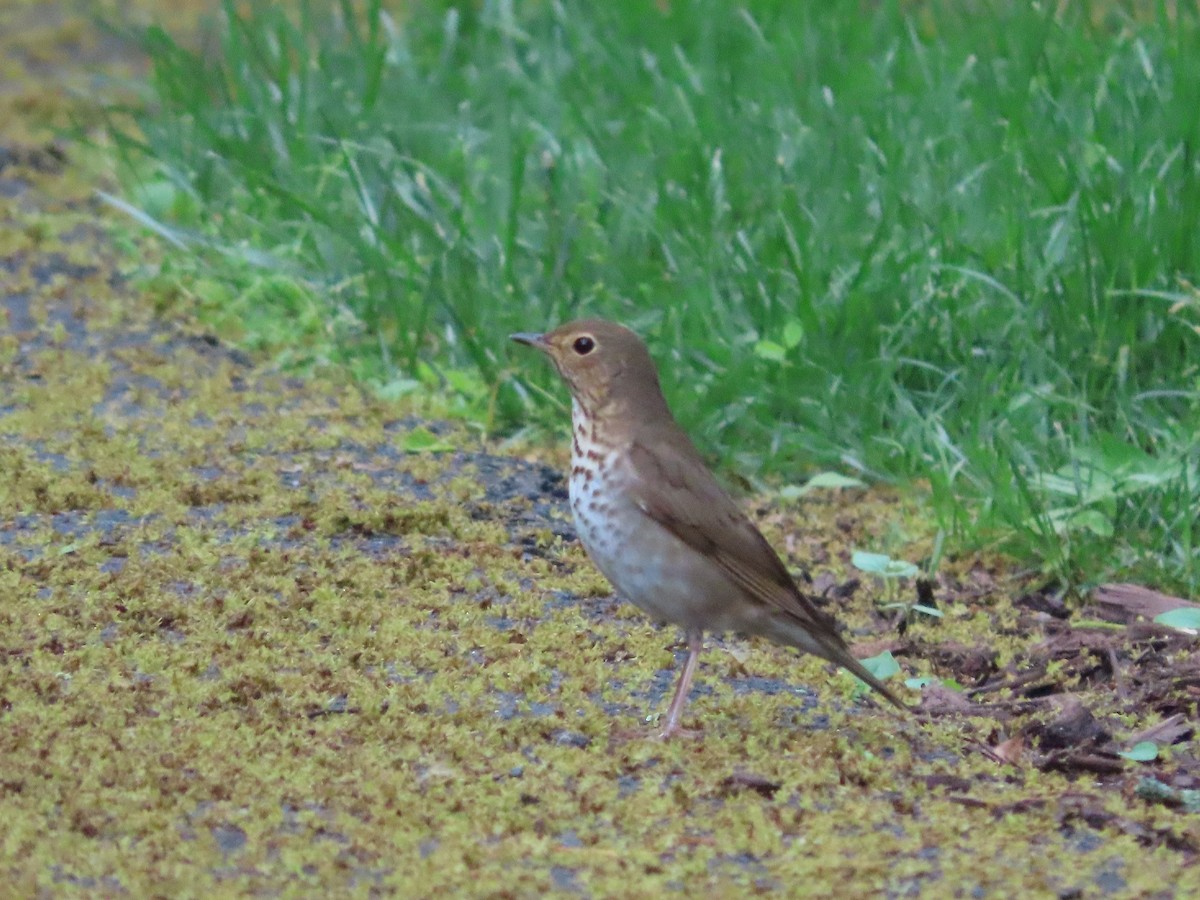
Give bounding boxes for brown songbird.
[512,319,906,737]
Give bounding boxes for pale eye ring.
[572,336,595,355]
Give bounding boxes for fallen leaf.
[1125,713,1192,748]
[1092,583,1200,624]
[992,734,1024,766]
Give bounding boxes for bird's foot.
[656,723,704,741]
[609,720,704,742]
[609,720,700,739]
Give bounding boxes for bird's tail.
[765,611,910,712]
[833,648,910,713]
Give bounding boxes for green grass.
[106,0,1200,593]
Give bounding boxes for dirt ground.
[2,1,1198,895]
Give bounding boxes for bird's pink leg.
[660,629,704,738]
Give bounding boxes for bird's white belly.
[569,448,740,632]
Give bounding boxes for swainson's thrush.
[512,319,906,737]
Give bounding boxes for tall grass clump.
[109,0,1200,593]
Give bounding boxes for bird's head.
[510,318,668,419]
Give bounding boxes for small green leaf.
[782,319,804,349]
[851,551,890,574]
[401,426,454,453]
[753,339,788,363]
[912,604,944,618]
[131,179,180,218]
[786,472,867,499]
[1034,506,1116,538]
[374,378,421,401]
[807,471,867,490]
[888,560,921,578]
[1154,607,1200,632]
[859,650,900,681]
[1068,508,1115,537]
[904,676,963,691]
[852,550,919,579]
[1117,741,1159,762]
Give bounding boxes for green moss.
[1,1,1196,894]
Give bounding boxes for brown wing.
[625,422,838,639]
[626,422,907,711]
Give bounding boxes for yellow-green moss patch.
[2,3,1197,895]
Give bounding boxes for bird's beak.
[510,332,549,352]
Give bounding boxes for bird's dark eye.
[572,336,595,355]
